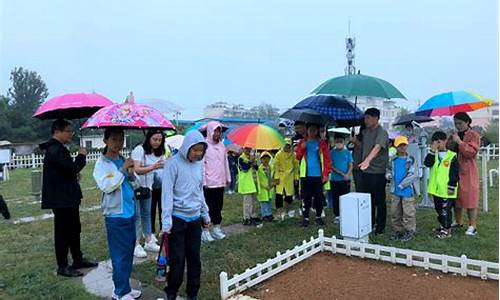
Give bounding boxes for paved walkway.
[82,223,252,300]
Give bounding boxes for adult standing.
[350,123,366,192]
[131,129,165,257]
[451,112,481,236]
[358,108,389,234]
[202,121,231,242]
[40,119,97,277]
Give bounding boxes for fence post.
[31,153,36,169]
[219,272,229,300]
[318,229,324,251]
[460,255,467,277]
[481,148,488,212]
[331,235,337,254]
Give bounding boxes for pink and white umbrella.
[82,92,176,130]
[33,92,114,120]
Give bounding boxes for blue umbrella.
[293,95,364,127]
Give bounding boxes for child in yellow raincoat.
[273,138,299,220]
[257,152,275,222]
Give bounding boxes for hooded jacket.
[161,130,210,232]
[39,138,86,209]
[203,121,231,188]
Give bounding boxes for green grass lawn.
[0,161,498,300]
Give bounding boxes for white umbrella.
[165,134,184,150]
[328,127,351,135]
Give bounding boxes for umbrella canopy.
[416,91,493,117]
[393,113,434,126]
[227,124,284,150]
[312,74,406,99]
[187,121,229,137]
[328,127,351,135]
[293,95,364,127]
[82,92,176,130]
[280,108,335,125]
[165,134,184,150]
[33,92,114,120]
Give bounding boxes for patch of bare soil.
[246,252,498,300]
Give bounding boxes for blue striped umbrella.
[293,94,364,127]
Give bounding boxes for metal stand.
[418,127,433,208]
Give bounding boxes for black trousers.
[275,193,293,209]
[360,173,387,231]
[203,187,224,225]
[52,207,83,268]
[151,188,162,233]
[433,196,453,229]
[166,216,202,298]
[302,177,324,219]
[352,169,363,192]
[330,180,351,217]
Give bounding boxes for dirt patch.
[245,252,498,300]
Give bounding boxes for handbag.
[134,150,152,200]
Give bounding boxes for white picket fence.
[5,149,131,169]
[219,230,499,300]
[484,144,499,160]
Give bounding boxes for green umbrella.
[312,73,406,99]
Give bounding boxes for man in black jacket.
[40,119,97,277]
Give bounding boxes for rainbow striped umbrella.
[416,91,493,117]
[227,124,284,150]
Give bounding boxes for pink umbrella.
[33,92,114,120]
[82,92,176,130]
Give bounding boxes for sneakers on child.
[436,229,451,239]
[321,210,325,218]
[201,230,215,242]
[400,231,414,242]
[211,225,226,240]
[302,218,310,227]
[150,234,158,244]
[112,289,142,300]
[451,222,464,229]
[288,210,296,218]
[133,244,147,258]
[144,239,160,252]
[243,218,252,226]
[465,226,477,236]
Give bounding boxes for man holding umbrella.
[40,119,97,277]
[358,108,389,235]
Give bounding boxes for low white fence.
[5,149,131,169]
[219,230,499,300]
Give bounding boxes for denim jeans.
[105,216,136,297]
[135,196,152,240]
[260,200,273,217]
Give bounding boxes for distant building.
[354,97,403,129]
[80,134,130,149]
[467,103,498,128]
[203,101,279,120]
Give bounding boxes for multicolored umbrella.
[227,124,284,150]
[416,91,493,117]
[33,92,113,120]
[82,92,176,130]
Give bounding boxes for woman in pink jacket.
[202,121,231,242]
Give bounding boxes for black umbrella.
[393,113,434,126]
[280,108,335,125]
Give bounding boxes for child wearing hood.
[257,151,275,221]
[161,130,211,300]
[202,121,231,242]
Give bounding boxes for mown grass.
[0,161,498,300]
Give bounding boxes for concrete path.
[82,222,254,300]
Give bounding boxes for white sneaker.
[321,210,325,218]
[201,230,215,242]
[150,234,158,244]
[465,226,477,236]
[133,244,147,258]
[211,226,226,240]
[288,210,295,218]
[112,289,142,300]
[144,240,160,252]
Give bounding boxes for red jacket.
[295,138,331,179]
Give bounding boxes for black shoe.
[302,218,309,227]
[57,266,83,277]
[390,232,403,241]
[242,219,252,226]
[251,217,262,225]
[315,217,325,227]
[400,231,414,242]
[374,229,385,235]
[0,195,10,220]
[72,258,98,269]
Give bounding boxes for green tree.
[1,67,51,142]
[483,120,499,144]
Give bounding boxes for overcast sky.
[1,0,498,119]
